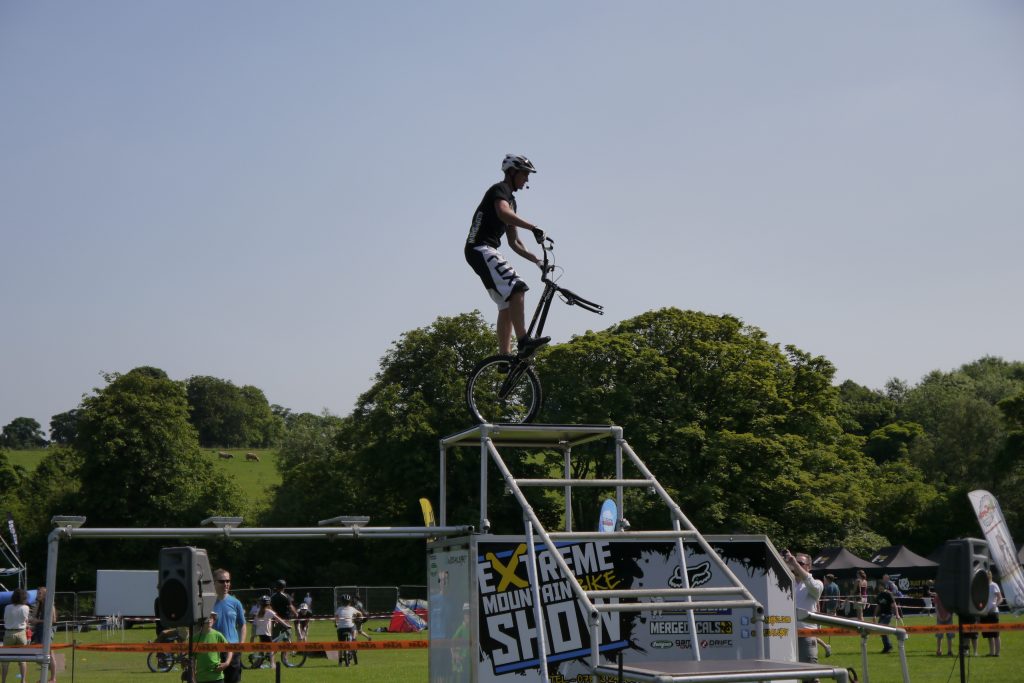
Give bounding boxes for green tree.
[1,417,48,449]
[254,411,360,582]
[186,376,280,447]
[837,380,897,436]
[863,421,926,464]
[49,409,81,445]
[539,308,874,551]
[0,450,27,519]
[64,366,244,579]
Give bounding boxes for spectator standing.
[2,588,30,683]
[874,582,895,654]
[211,568,247,683]
[854,569,869,620]
[881,574,904,624]
[30,587,58,683]
[784,550,824,672]
[931,584,955,656]
[981,570,1002,657]
[270,580,297,637]
[191,611,230,683]
[822,575,841,616]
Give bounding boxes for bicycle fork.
[497,360,530,399]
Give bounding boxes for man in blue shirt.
[212,568,247,682]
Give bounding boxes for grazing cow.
[245,453,260,462]
[218,451,233,459]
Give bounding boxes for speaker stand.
[958,618,966,683]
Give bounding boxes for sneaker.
[517,335,550,356]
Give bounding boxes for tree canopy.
[9,312,1024,589]
[1,417,48,449]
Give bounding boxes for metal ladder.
[439,423,768,674]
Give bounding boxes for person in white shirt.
[785,550,824,670]
[981,570,1002,657]
[334,595,365,667]
[2,588,31,683]
[249,596,291,668]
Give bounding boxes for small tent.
[388,599,427,633]
[870,545,938,596]
[810,547,878,580]
[870,545,938,580]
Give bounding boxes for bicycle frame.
[525,238,603,343]
[496,239,602,401]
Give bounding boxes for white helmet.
[501,154,537,174]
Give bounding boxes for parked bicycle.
[466,237,602,424]
[241,628,306,669]
[146,640,188,673]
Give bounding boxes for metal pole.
[673,518,700,662]
[439,442,448,527]
[39,529,62,683]
[524,518,549,674]
[480,430,490,533]
[564,446,572,532]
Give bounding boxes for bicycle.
[147,634,187,673]
[338,627,358,667]
[242,628,306,669]
[466,237,603,424]
[146,643,188,671]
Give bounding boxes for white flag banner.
[969,489,1024,614]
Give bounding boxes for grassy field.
[40,618,424,683]
[6,448,282,505]
[20,613,1022,682]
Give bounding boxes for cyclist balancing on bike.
[465,154,549,356]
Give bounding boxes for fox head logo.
[669,561,712,589]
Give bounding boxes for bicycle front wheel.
[282,646,306,668]
[147,651,173,673]
[466,355,542,424]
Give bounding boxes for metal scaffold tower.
[439,423,852,683]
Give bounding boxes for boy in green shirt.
[190,611,231,682]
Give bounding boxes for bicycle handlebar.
[536,238,604,316]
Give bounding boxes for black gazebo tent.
[870,545,939,580]
[810,547,878,580]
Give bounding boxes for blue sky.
[2,2,1022,432]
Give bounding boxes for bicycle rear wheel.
[466,355,542,424]
[147,651,173,673]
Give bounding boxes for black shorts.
[980,613,999,638]
[465,244,528,311]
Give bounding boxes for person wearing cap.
[191,611,230,683]
[294,601,312,642]
[465,154,550,356]
[211,568,246,683]
[269,579,297,638]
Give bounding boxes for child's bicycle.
[146,643,188,673]
[242,628,306,669]
[146,632,187,673]
[466,237,603,424]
